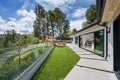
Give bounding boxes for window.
[80,33,94,52]
[75,36,78,44]
[79,29,104,56]
[94,30,104,56]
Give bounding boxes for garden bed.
[54,41,66,46]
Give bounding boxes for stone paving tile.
[64,44,118,80]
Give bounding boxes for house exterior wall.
[107,22,114,70]
[103,27,107,58]
[73,26,107,58]
[72,22,115,76]
[72,22,114,71]
[72,36,79,46]
[72,36,75,44]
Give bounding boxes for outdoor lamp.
[106,26,110,33]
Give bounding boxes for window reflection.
[79,30,104,56]
[80,33,94,51]
[94,30,104,56]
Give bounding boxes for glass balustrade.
[0,43,54,80]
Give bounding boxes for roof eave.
[76,0,106,33]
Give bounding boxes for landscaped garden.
[32,46,80,80]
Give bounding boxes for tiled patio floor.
[64,44,118,80]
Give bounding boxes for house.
[72,0,120,79]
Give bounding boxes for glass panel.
[0,34,53,80]
[75,36,78,44]
[94,30,104,56]
[0,47,19,80]
[18,43,53,77]
[80,33,94,52]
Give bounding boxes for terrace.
[0,0,120,80]
[0,42,117,80]
[0,42,81,80]
[65,44,117,80]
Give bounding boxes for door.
[114,15,120,74]
[94,30,104,57]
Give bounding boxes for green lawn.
[32,46,80,80]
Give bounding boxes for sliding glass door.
[80,33,94,52]
[114,15,120,75]
[94,30,104,56]
[79,29,104,56]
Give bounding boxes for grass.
[32,46,80,80]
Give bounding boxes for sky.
[0,0,96,34]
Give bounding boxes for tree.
[45,12,51,38]
[33,20,41,38]
[86,4,96,23]
[48,10,56,37]
[82,21,90,28]
[11,30,17,42]
[0,30,19,48]
[82,4,96,28]
[54,8,70,40]
[33,4,47,39]
[54,8,65,34]
[72,28,77,35]
[33,5,70,40]
[63,19,70,34]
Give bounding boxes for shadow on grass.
[76,65,113,73]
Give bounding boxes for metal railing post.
[18,46,21,80]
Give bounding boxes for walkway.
[64,44,118,80]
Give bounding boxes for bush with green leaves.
[0,49,36,80]
[0,30,40,48]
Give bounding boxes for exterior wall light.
[106,26,111,33]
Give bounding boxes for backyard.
[32,46,80,80]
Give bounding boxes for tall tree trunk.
[51,21,54,38]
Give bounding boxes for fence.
[0,43,54,80]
